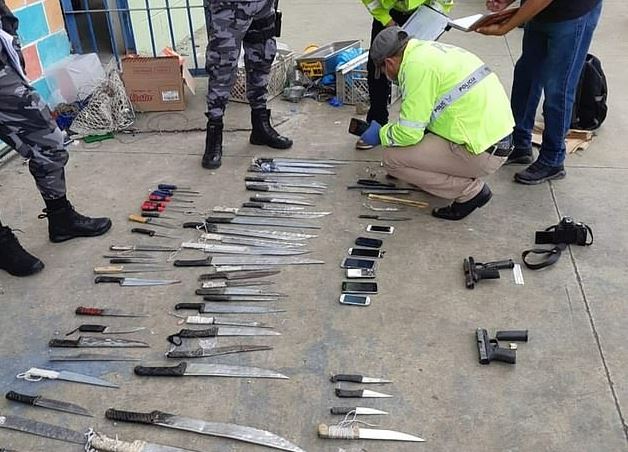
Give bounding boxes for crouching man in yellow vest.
[359,27,515,220]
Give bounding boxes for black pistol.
[464,256,515,289]
[476,328,516,365]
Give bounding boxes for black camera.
[535,217,593,246]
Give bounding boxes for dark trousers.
[366,9,413,126]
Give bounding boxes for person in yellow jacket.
[357,0,452,150]
[359,27,515,220]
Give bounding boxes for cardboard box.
[121,51,195,112]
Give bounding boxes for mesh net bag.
[70,60,135,137]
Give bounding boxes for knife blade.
[167,326,280,345]
[166,344,273,359]
[181,242,309,256]
[134,362,288,379]
[87,431,200,452]
[330,406,389,416]
[204,224,317,240]
[330,374,393,384]
[251,195,315,206]
[108,258,163,264]
[250,163,335,175]
[245,183,325,195]
[49,352,142,362]
[105,408,305,452]
[318,424,424,442]
[129,214,179,229]
[110,244,180,252]
[202,295,280,302]
[65,324,146,335]
[175,256,324,267]
[17,367,118,388]
[195,288,286,296]
[199,269,281,281]
[254,158,339,168]
[213,206,330,218]
[206,215,321,229]
[241,202,307,211]
[358,214,412,221]
[75,306,149,317]
[0,413,86,444]
[200,280,273,288]
[94,276,181,286]
[174,315,271,328]
[93,265,172,274]
[244,177,328,189]
[175,303,285,314]
[49,336,150,348]
[335,388,393,398]
[200,233,307,248]
[5,391,92,417]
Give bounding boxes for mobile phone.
[341,281,378,294]
[348,248,384,258]
[339,294,371,306]
[366,225,394,234]
[346,268,376,279]
[340,258,377,270]
[355,237,383,249]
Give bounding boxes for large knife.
[75,306,149,317]
[241,201,307,211]
[105,409,305,452]
[251,194,315,206]
[87,431,200,452]
[49,336,149,348]
[318,423,424,442]
[173,314,271,328]
[174,256,324,267]
[206,215,321,229]
[335,388,393,398]
[110,244,180,252]
[199,269,281,281]
[175,303,285,314]
[65,324,146,335]
[134,362,288,379]
[166,344,272,359]
[167,326,280,345]
[200,232,306,248]
[181,242,309,256]
[5,391,92,417]
[0,413,85,444]
[202,295,280,302]
[200,280,273,288]
[94,276,181,286]
[214,206,330,218]
[250,163,335,175]
[254,157,342,167]
[195,287,286,296]
[93,265,172,274]
[17,367,118,388]
[244,177,328,189]
[330,374,392,384]
[245,182,325,195]
[330,406,389,416]
[204,224,317,240]
[49,352,142,362]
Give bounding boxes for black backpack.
[571,54,608,130]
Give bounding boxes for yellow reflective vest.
[379,39,515,154]
[362,0,453,26]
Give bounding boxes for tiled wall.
[6,0,71,104]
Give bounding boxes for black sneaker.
[432,184,493,221]
[41,202,112,243]
[0,226,44,276]
[514,160,566,185]
[506,147,534,165]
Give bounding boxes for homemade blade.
[330,406,389,416]
[205,224,317,240]
[134,362,288,379]
[17,367,118,388]
[175,315,271,328]
[251,195,315,206]
[244,178,328,189]
[202,295,279,302]
[195,288,286,296]
[330,374,392,384]
[166,345,273,359]
[181,242,309,256]
[200,280,273,288]
[245,183,325,195]
[212,207,331,218]
[5,391,92,417]
[105,409,305,452]
[88,431,199,452]
[175,303,285,314]
[49,352,141,362]
[335,388,393,398]
[175,256,323,267]
[206,215,321,229]
[75,306,149,317]
[199,269,281,281]
[93,265,172,274]
[250,163,335,175]
[94,276,181,286]
[167,326,280,345]
[241,201,307,211]
[0,413,85,444]
[65,324,146,335]
[200,233,307,248]
[318,424,424,442]
[49,336,150,348]
[110,245,180,252]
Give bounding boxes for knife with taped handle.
[167,326,281,345]
[330,406,389,416]
[65,324,146,335]
[330,374,392,384]
[134,362,288,379]
[5,391,92,417]
[318,423,424,442]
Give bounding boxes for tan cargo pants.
[382,134,507,203]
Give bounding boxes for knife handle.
[183,221,205,229]
[131,228,156,237]
[335,388,363,398]
[105,408,161,424]
[330,374,363,383]
[242,202,262,208]
[202,296,232,302]
[110,245,133,251]
[173,258,211,267]
[134,362,187,376]
[204,216,235,223]
[330,406,357,415]
[167,327,218,345]
[245,185,270,192]
[95,276,124,284]
[175,303,204,311]
[76,306,104,316]
[49,339,80,348]
[358,215,378,220]
[166,349,203,359]
[245,177,266,182]
[66,324,107,335]
[318,424,359,439]
[129,214,148,224]
[109,258,140,264]
[94,266,124,274]
[5,391,39,406]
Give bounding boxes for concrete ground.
[1,1,628,451]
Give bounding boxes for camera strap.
[521,244,567,270]
[535,222,593,246]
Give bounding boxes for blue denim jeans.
[510,1,602,167]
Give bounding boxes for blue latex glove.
[360,121,382,146]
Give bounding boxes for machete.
[105,408,305,452]
[49,352,142,362]
[94,276,181,286]
[175,256,324,267]
[200,280,273,288]
[202,295,280,302]
[167,326,280,345]
[172,314,271,328]
[17,367,118,388]
[199,232,307,248]
[93,265,172,274]
[0,413,85,444]
[166,344,273,359]
[87,431,200,452]
[195,287,286,296]
[213,206,330,218]
[318,423,424,442]
[250,163,335,175]
[110,244,180,252]
[245,182,325,195]
[251,195,315,206]
[75,306,149,317]
[5,391,92,417]
[134,362,288,379]
[49,336,149,348]
[175,302,285,314]
[198,269,281,280]
[206,215,322,229]
[245,177,328,189]
[254,157,341,167]
[181,242,309,256]
[203,224,317,240]
[241,201,306,211]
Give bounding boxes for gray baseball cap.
[370,26,410,78]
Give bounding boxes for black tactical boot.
[41,199,112,243]
[432,184,493,221]
[0,226,44,276]
[202,120,223,169]
[250,108,293,149]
